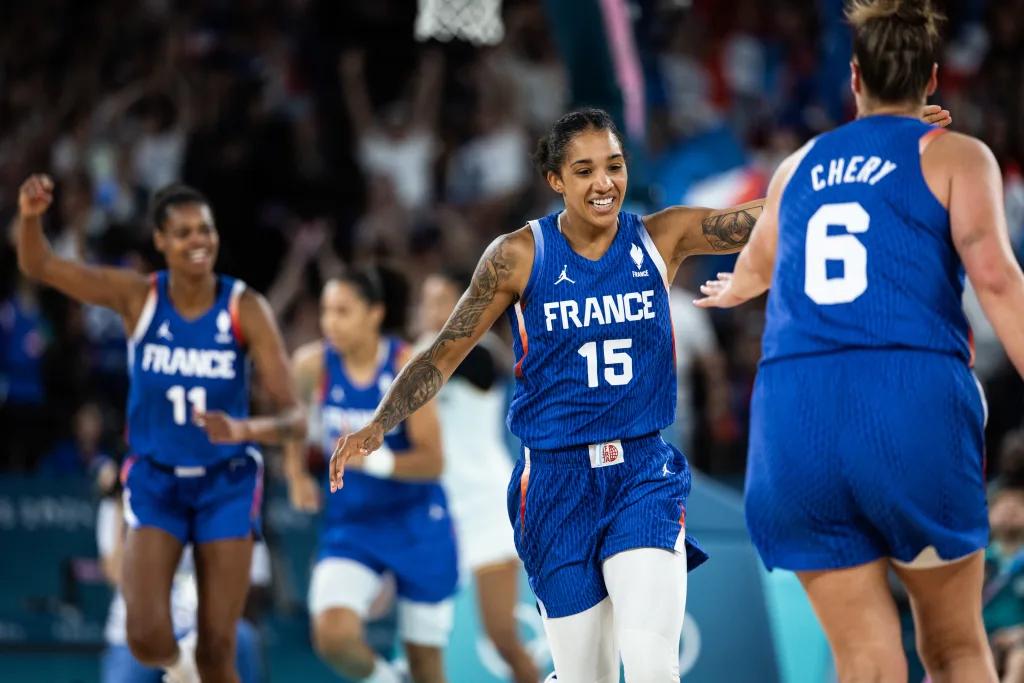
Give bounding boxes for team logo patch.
[589,439,624,468]
[215,310,234,344]
[630,243,649,278]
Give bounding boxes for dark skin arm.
[195,289,306,445]
[14,174,150,328]
[329,228,533,492]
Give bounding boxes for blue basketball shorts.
[747,349,988,571]
[121,447,264,545]
[316,502,459,605]
[507,432,708,618]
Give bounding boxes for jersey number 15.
[578,339,633,388]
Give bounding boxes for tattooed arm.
[694,149,804,308]
[329,228,534,492]
[642,200,764,281]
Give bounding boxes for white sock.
[162,631,199,683]
[362,657,402,683]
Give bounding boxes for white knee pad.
[308,558,383,617]
[397,598,454,648]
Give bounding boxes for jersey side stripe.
[229,280,247,346]
[513,301,529,378]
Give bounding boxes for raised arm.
[646,106,951,279]
[329,228,533,492]
[15,174,150,326]
[195,290,306,445]
[409,48,444,133]
[643,200,765,279]
[338,49,375,139]
[693,151,804,308]
[944,135,1024,377]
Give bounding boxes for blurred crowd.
[1,0,1023,525]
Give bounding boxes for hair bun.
[894,0,929,25]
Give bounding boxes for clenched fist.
[19,174,54,218]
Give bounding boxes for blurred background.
[1,0,1022,681]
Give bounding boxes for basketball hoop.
[415,0,505,47]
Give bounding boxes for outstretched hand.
[329,422,384,493]
[19,174,54,218]
[921,104,951,128]
[693,272,749,309]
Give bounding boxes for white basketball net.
[415,0,505,46]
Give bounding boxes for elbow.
[426,453,444,479]
[16,252,43,280]
[422,449,444,479]
[971,262,1022,299]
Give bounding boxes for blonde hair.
[846,0,946,103]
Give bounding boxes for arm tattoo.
[370,237,518,440]
[701,207,758,251]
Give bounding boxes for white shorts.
[308,558,454,648]
[451,492,519,574]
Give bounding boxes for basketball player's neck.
[857,96,924,121]
[345,333,381,371]
[167,270,217,314]
[559,209,617,255]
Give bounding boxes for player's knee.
[915,620,989,673]
[482,616,519,655]
[833,643,906,682]
[312,611,363,661]
[125,613,174,665]
[195,627,235,675]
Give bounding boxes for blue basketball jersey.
[763,116,970,362]
[126,272,251,467]
[506,211,675,450]
[319,336,447,522]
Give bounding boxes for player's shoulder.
[924,130,996,168]
[292,340,326,373]
[491,224,535,262]
[477,225,535,296]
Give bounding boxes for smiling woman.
[326,106,765,683]
[14,174,304,683]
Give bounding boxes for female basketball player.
[695,2,1024,681]
[327,105,768,682]
[286,269,457,683]
[16,176,302,683]
[418,269,539,683]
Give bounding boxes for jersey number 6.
[804,201,870,305]
[578,339,634,388]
